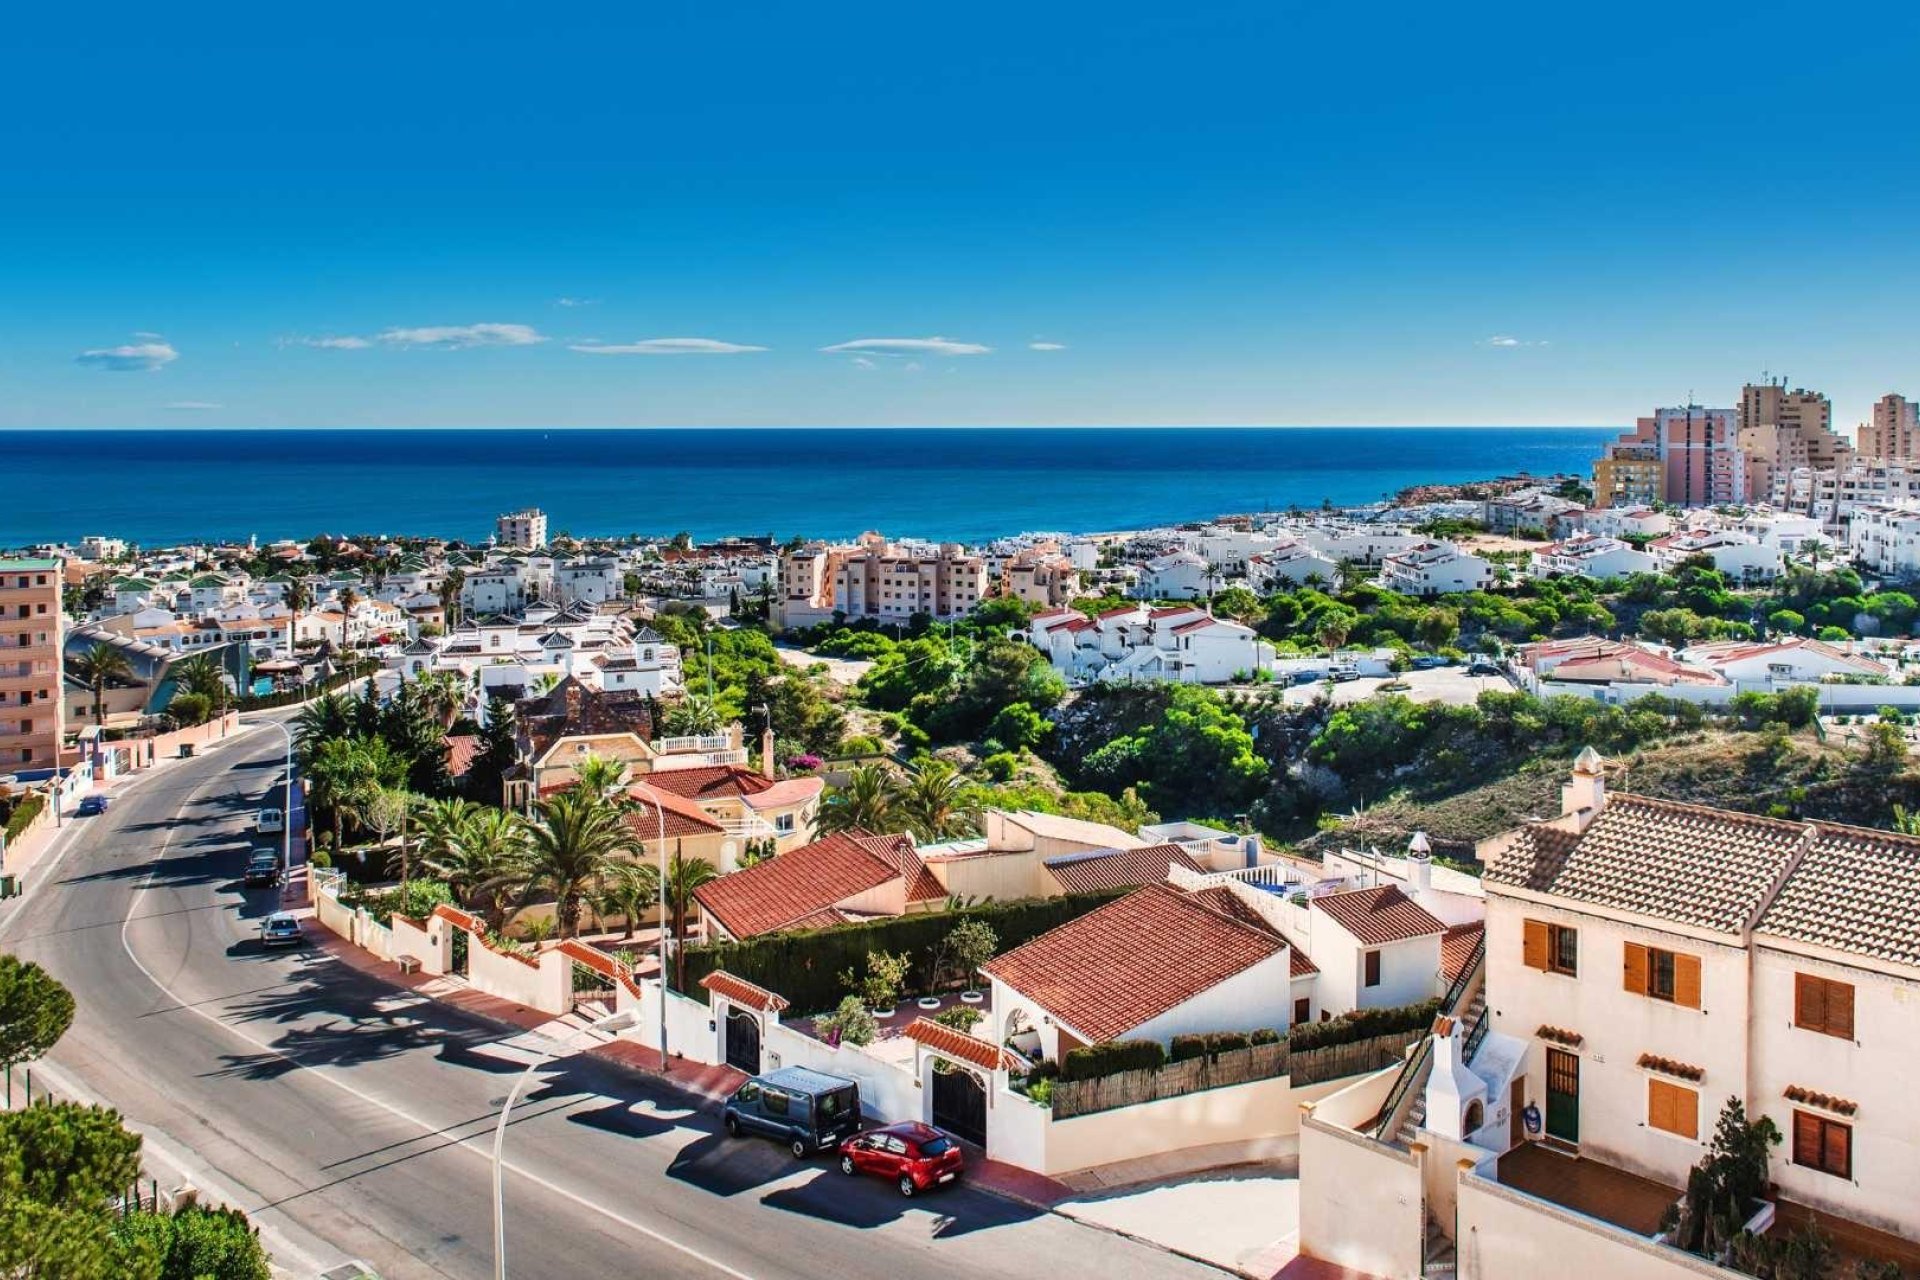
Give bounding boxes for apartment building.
[1598,406,1744,509]
[0,558,64,767]
[1847,503,1920,579]
[1857,392,1918,460]
[1527,532,1655,581]
[1775,457,1920,528]
[772,532,986,629]
[1377,540,1494,596]
[1739,381,1851,506]
[494,507,549,550]
[1001,549,1081,608]
[1591,451,1665,510]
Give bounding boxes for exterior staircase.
[1422,1213,1458,1275]
[1395,1085,1429,1146]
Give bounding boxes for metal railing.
[1463,1005,1492,1065]
[1370,1036,1434,1141]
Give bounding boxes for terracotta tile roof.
[781,907,855,931]
[642,764,775,801]
[1148,606,1198,618]
[1757,821,1920,968]
[901,1017,1018,1072]
[624,784,726,839]
[741,776,826,811]
[1188,886,1320,976]
[980,883,1285,1043]
[1637,1053,1705,1082]
[858,831,945,903]
[1170,617,1220,634]
[1441,922,1485,982]
[692,829,921,938]
[519,676,654,758]
[1042,843,1203,894]
[443,734,482,779]
[700,969,791,1013]
[1313,885,1446,946]
[1486,794,1808,935]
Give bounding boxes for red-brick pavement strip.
[306,927,1076,1208]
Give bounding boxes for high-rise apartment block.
[494,508,549,550]
[1739,380,1851,504]
[1859,393,1919,460]
[0,558,64,766]
[1594,405,1743,508]
[773,532,986,629]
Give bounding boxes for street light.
[630,780,671,1074]
[255,718,295,897]
[492,1010,636,1280]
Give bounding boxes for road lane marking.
[119,746,759,1280]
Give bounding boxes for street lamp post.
[492,1011,636,1280]
[257,718,295,895]
[631,781,671,1073]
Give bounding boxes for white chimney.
[1562,746,1607,825]
[1407,831,1432,895]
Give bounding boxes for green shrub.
[1061,1038,1166,1081]
[816,995,878,1047]
[933,1005,983,1034]
[1289,997,1442,1052]
[1207,1030,1251,1055]
[1168,1033,1209,1064]
[3,794,46,841]
[1025,1077,1054,1107]
[1250,1027,1281,1046]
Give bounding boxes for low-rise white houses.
[1377,541,1495,596]
[1847,504,1920,580]
[1137,550,1212,600]
[1646,527,1784,582]
[1527,532,1656,581]
[1026,604,1272,684]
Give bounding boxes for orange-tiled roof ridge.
[641,764,776,800]
[1188,885,1320,976]
[700,970,790,1013]
[1485,792,1810,936]
[1042,843,1204,895]
[1757,820,1920,969]
[692,828,918,938]
[901,1017,1018,1072]
[1312,884,1447,946]
[981,882,1286,1043]
[623,784,726,838]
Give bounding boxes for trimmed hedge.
[1062,1038,1165,1081]
[3,794,46,842]
[1290,997,1442,1053]
[675,889,1126,1014]
[1169,1030,1269,1063]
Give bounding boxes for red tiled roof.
[1043,843,1203,895]
[1442,922,1485,982]
[781,907,855,931]
[902,1017,1018,1072]
[981,883,1285,1043]
[693,829,919,938]
[624,784,726,839]
[444,734,482,779]
[700,969,791,1013]
[1170,617,1220,634]
[1148,606,1197,618]
[1097,605,1139,618]
[642,764,776,801]
[1188,886,1319,976]
[1313,885,1446,946]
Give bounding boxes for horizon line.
[0,422,1623,432]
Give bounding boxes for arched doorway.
[724,1005,762,1074]
[930,1062,987,1146]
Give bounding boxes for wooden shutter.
[1623,942,1648,995]
[1795,972,1826,1031]
[1793,1110,1823,1169]
[1648,1079,1698,1140]
[1673,953,1702,1009]
[1824,1120,1852,1179]
[1828,980,1854,1040]
[1523,919,1549,970]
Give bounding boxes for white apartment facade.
[773,533,987,629]
[495,508,549,550]
[1527,533,1656,581]
[1377,541,1494,596]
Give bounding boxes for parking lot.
[1265,665,1515,708]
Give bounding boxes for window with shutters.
[1522,919,1578,976]
[1793,974,1856,1040]
[1647,1078,1699,1140]
[1791,1110,1852,1179]
[1648,949,1677,1001]
[1625,942,1701,1009]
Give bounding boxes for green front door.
[1545,1048,1580,1144]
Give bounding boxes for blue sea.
[0,427,1614,547]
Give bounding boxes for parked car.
[1467,661,1503,676]
[838,1122,964,1197]
[723,1067,863,1159]
[243,850,281,887]
[256,808,285,834]
[1410,655,1451,670]
[258,912,303,948]
[1331,667,1361,682]
[75,794,109,816]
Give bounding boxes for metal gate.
[724,1007,761,1074]
[930,1064,986,1146]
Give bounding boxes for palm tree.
[662,694,721,737]
[659,852,719,987]
[291,692,354,769]
[417,800,527,931]
[509,789,640,938]
[304,736,383,853]
[416,671,466,728]
[570,752,630,801]
[597,861,660,941]
[68,644,133,729]
[895,761,979,842]
[172,653,229,714]
[438,570,465,630]
[283,578,313,654]
[818,763,896,834]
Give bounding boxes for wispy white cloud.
[1028,341,1066,351]
[282,334,373,350]
[850,356,876,369]
[77,340,178,373]
[570,337,767,356]
[132,330,166,341]
[163,401,222,411]
[1481,335,1550,348]
[377,323,547,349]
[554,297,599,308]
[820,336,990,357]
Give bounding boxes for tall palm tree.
[304,736,383,853]
[438,570,465,630]
[509,789,640,938]
[283,578,313,654]
[659,852,719,987]
[570,752,630,801]
[291,691,354,769]
[895,761,979,842]
[818,763,897,835]
[597,861,660,941]
[416,671,466,728]
[417,800,527,931]
[68,644,133,729]
[172,653,229,714]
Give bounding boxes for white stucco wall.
[1298,1075,1425,1280]
[1455,1172,1739,1280]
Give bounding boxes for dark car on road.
[723,1067,863,1159]
[243,850,281,887]
[259,912,303,948]
[76,794,109,816]
[838,1121,964,1197]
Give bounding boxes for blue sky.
[4,2,1918,429]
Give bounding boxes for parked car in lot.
[75,794,109,816]
[838,1121,964,1197]
[243,850,281,887]
[256,808,284,834]
[258,912,303,948]
[1467,661,1503,676]
[723,1067,863,1159]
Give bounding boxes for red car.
[837,1122,964,1196]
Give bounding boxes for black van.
[723,1067,863,1159]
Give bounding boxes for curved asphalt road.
[0,718,1217,1280]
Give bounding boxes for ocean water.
[0,427,1614,546]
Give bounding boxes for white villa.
[1377,540,1495,596]
[1027,604,1273,684]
